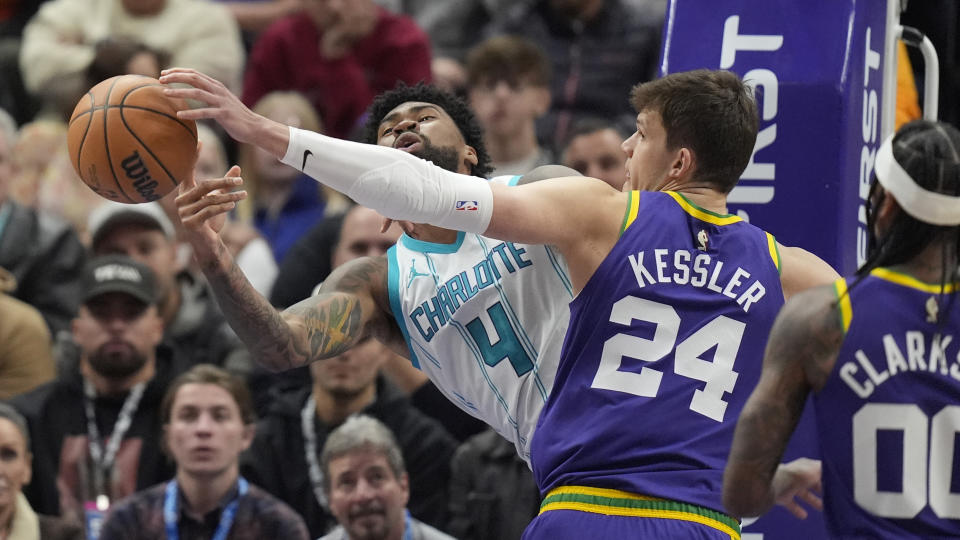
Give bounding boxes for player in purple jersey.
[725,120,960,538]
[161,67,841,539]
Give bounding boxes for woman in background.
[0,403,82,540]
[235,91,349,265]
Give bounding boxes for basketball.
[67,74,198,204]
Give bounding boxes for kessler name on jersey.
[627,248,767,313]
[409,241,535,341]
[840,331,960,398]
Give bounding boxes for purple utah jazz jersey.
[530,190,784,512]
[815,270,960,538]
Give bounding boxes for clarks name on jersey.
[409,242,533,341]
[841,331,960,398]
[628,248,767,313]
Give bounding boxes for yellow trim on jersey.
[538,502,740,539]
[620,190,640,236]
[546,485,660,501]
[765,233,781,273]
[539,486,740,540]
[870,267,959,293]
[833,278,852,334]
[666,191,742,225]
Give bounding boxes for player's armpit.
[516,164,582,185]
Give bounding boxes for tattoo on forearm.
[201,252,388,372]
[203,255,307,370]
[294,296,363,359]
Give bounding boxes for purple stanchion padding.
[660,1,891,539]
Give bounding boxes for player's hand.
[176,165,247,261]
[159,68,262,147]
[771,458,823,519]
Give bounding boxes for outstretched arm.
[176,167,395,372]
[723,284,844,518]
[161,68,627,288]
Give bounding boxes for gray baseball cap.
[87,201,176,251]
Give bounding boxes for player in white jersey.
[389,173,571,459]
[164,79,573,459]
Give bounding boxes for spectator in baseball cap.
[10,255,177,533]
[84,201,252,379]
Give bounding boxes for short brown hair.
[466,35,551,89]
[630,69,758,193]
[161,364,256,426]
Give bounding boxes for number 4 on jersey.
[466,301,534,376]
[591,296,744,422]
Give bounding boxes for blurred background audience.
[242,0,431,140]
[559,117,627,190]
[0,107,85,338]
[19,0,244,120]
[466,36,553,176]
[234,90,349,266]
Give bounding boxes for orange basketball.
[67,74,198,204]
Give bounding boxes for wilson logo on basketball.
[120,151,161,202]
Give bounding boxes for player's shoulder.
[776,243,840,300]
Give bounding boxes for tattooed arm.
[176,168,400,372]
[723,283,844,518]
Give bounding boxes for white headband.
[874,135,960,226]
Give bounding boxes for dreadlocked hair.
[856,120,960,322]
[361,82,493,179]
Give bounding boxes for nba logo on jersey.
[697,229,709,251]
[456,200,479,211]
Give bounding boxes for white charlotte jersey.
[386,176,572,462]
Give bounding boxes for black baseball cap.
[81,255,158,305]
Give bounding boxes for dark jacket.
[447,429,540,540]
[241,376,457,538]
[99,482,310,540]
[38,514,85,540]
[10,347,177,520]
[268,211,344,309]
[0,200,85,337]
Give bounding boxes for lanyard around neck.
[163,477,249,540]
[301,395,329,510]
[0,201,11,241]
[83,379,146,495]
